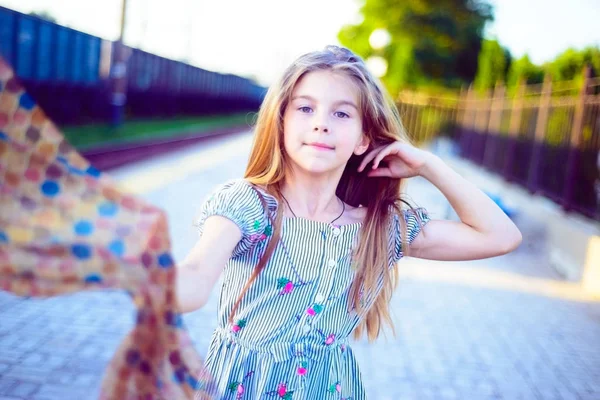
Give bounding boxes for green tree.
[474,39,511,91]
[503,47,599,90]
[548,48,584,81]
[581,47,600,76]
[507,55,545,87]
[547,47,600,81]
[338,0,493,94]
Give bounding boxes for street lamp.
[367,28,391,78]
[369,28,391,50]
[365,56,388,78]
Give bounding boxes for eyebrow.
[291,95,358,111]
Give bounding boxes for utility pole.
[119,0,128,42]
[110,0,130,127]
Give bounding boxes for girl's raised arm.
[409,155,522,261]
[359,142,523,261]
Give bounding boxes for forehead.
[291,70,359,104]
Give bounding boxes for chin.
[293,160,341,175]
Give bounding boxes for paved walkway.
[1,131,599,399]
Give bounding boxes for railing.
[397,66,600,221]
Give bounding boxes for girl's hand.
[357,141,433,179]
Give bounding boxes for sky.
[1,0,599,85]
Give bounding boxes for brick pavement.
[1,131,599,399]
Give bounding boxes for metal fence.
[0,6,265,125]
[397,67,600,221]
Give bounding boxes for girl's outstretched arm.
[176,216,241,313]
[359,142,523,261]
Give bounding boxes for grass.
[61,112,253,150]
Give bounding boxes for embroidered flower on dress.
[227,371,254,399]
[328,382,342,393]
[328,383,354,400]
[296,361,308,376]
[266,382,294,399]
[324,334,336,345]
[316,329,336,346]
[277,278,294,294]
[232,319,246,333]
[250,220,272,242]
[277,383,293,399]
[248,233,264,242]
[264,224,272,236]
[228,381,245,399]
[306,303,323,315]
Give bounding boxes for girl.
[176,45,522,399]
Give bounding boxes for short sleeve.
[195,179,271,258]
[393,207,431,261]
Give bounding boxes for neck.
[279,169,343,221]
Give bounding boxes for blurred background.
[0,0,599,399]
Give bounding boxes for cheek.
[339,126,364,150]
[282,121,300,154]
[283,115,307,143]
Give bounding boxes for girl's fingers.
[372,147,394,169]
[358,147,384,172]
[367,167,393,177]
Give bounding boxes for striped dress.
[196,179,430,400]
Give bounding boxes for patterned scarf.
[0,57,215,399]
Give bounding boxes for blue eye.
[298,106,313,113]
[335,111,350,118]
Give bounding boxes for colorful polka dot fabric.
[0,57,215,399]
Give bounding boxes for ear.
[353,134,370,156]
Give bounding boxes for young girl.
[176,45,522,399]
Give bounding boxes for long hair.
[229,45,418,341]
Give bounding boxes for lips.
[305,142,334,150]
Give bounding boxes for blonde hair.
[230,45,417,341]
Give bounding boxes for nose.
[313,118,329,133]
[313,110,330,133]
